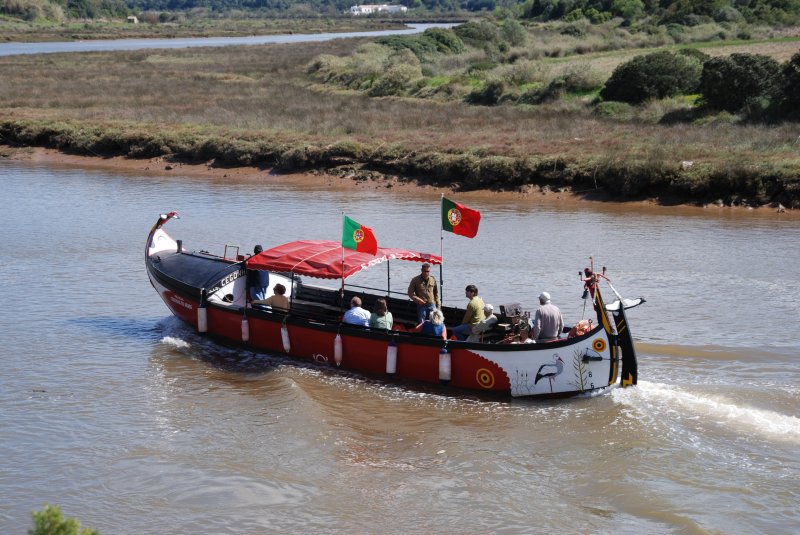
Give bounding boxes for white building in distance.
[350,4,408,15]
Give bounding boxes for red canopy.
[246,240,442,280]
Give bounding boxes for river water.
[0,23,451,57]
[1,159,798,534]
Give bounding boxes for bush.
[677,47,710,63]
[699,53,782,112]
[466,79,506,106]
[593,101,636,121]
[377,29,464,61]
[454,20,502,48]
[30,504,99,535]
[600,51,703,104]
[501,19,527,47]
[369,63,423,97]
[783,52,800,109]
[421,28,466,55]
[714,6,744,23]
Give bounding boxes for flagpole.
[341,212,346,305]
[440,194,445,307]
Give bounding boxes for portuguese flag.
[342,215,378,254]
[442,197,481,238]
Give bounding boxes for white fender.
[241,316,250,342]
[386,341,397,376]
[334,334,343,366]
[281,324,291,353]
[439,347,451,383]
[197,305,208,333]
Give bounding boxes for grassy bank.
[1,34,798,207]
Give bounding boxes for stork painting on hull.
[535,355,564,393]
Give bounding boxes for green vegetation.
[600,50,703,104]
[1,15,799,207]
[307,19,800,123]
[784,52,800,109]
[29,504,99,535]
[2,0,799,27]
[700,52,783,112]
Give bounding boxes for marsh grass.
[1,34,799,206]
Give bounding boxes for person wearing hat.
[531,291,564,341]
[247,245,269,301]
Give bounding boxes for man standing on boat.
[531,292,564,341]
[408,263,440,324]
[248,245,269,302]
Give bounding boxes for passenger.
[530,291,564,341]
[342,296,370,327]
[466,304,498,342]
[453,284,485,341]
[259,283,289,311]
[248,244,269,302]
[369,298,393,330]
[412,308,447,340]
[408,263,440,324]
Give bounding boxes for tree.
[783,52,800,109]
[600,51,703,104]
[699,53,782,112]
[611,0,644,22]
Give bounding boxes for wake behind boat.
[146,211,642,398]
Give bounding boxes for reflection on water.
[0,160,798,534]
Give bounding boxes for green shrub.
[593,101,636,120]
[30,504,99,535]
[377,29,464,61]
[677,47,710,63]
[560,22,586,37]
[454,20,502,48]
[699,53,782,112]
[466,79,505,106]
[714,6,744,23]
[611,0,645,23]
[783,52,800,109]
[369,63,423,97]
[600,51,703,104]
[563,9,585,22]
[501,19,527,47]
[585,8,612,23]
[421,28,466,55]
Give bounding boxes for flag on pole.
[442,197,481,238]
[342,215,378,254]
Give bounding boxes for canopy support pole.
[440,194,445,307]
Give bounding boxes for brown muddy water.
[1,159,798,534]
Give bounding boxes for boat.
[146,211,643,398]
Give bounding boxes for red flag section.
[442,197,481,238]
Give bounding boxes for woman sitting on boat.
[256,283,289,311]
[412,309,447,340]
[369,298,393,330]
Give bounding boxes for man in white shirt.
[531,291,564,341]
[343,296,370,326]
